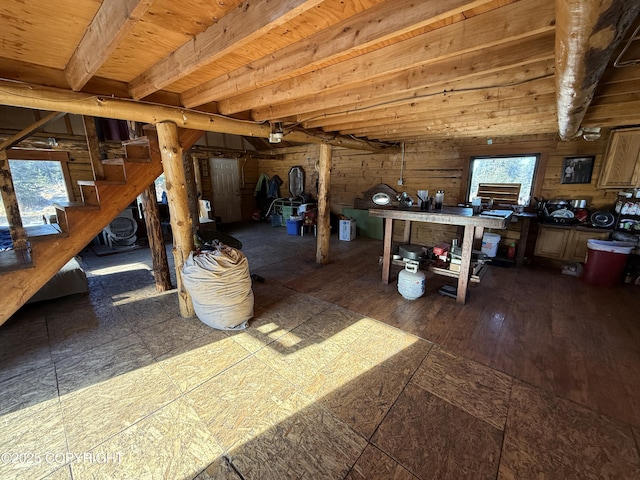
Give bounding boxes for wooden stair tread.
[121,156,151,163]
[103,156,150,164]
[77,179,126,186]
[0,248,33,273]
[0,134,163,324]
[122,136,149,146]
[102,157,125,165]
[25,224,68,241]
[54,201,100,211]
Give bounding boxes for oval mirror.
[372,192,391,206]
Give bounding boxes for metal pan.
[590,211,615,228]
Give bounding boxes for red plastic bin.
[582,240,634,287]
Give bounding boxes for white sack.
[182,246,254,330]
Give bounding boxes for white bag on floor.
[182,246,254,330]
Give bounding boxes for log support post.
[142,128,174,294]
[316,143,332,264]
[183,151,199,239]
[140,180,173,292]
[156,121,195,317]
[0,150,28,250]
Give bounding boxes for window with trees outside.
[0,159,70,226]
[468,155,539,206]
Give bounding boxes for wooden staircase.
[0,136,164,326]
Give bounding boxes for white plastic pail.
[481,233,501,258]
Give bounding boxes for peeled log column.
[0,81,389,152]
[316,143,332,264]
[140,181,173,292]
[555,0,640,140]
[157,121,194,317]
[0,150,27,250]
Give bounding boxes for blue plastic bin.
[286,219,302,235]
[270,213,282,227]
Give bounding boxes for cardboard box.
[339,219,356,241]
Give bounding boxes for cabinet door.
[598,128,640,188]
[534,227,570,259]
[565,230,610,263]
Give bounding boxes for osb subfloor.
[1,221,639,479]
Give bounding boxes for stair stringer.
[0,154,164,326]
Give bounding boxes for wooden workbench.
[369,206,513,304]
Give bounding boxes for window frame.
[6,148,74,202]
[467,154,540,206]
[460,141,553,211]
[1,148,74,226]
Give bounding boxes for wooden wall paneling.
[240,156,261,220]
[539,134,613,209]
[258,146,319,201]
[255,131,620,251]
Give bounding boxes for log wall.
[260,131,618,249]
[192,149,262,222]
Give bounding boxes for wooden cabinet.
[534,225,610,262]
[564,230,608,262]
[534,226,570,259]
[598,128,640,189]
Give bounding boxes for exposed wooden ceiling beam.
[363,116,558,140]
[65,0,155,91]
[0,81,391,152]
[0,57,189,110]
[180,0,496,107]
[258,35,555,122]
[339,101,557,137]
[0,111,67,151]
[555,0,640,140]
[304,77,556,130]
[218,0,555,116]
[128,0,325,100]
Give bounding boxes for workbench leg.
[403,220,412,244]
[474,226,485,250]
[456,225,475,305]
[516,217,531,267]
[381,218,393,284]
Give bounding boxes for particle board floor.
[1,222,639,479]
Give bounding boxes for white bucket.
[481,232,501,258]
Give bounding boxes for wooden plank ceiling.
[0,0,639,147]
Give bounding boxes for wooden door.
[598,128,640,189]
[565,230,610,263]
[209,158,241,223]
[534,226,570,259]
